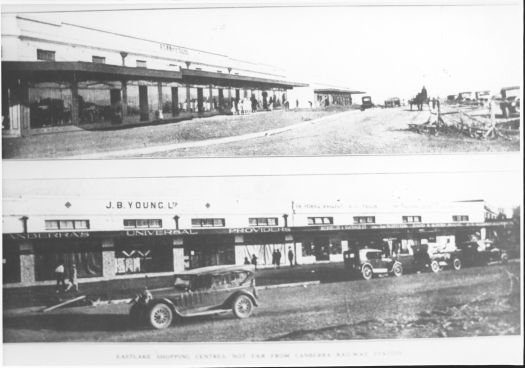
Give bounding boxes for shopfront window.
[249,217,279,226]
[29,82,72,128]
[45,219,90,230]
[353,216,376,224]
[78,81,121,125]
[191,218,225,227]
[178,85,188,112]
[123,219,162,228]
[189,87,198,112]
[203,87,211,112]
[115,239,173,274]
[211,88,219,110]
[34,240,102,281]
[452,215,469,222]
[307,217,333,225]
[402,216,422,223]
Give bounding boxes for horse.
[409,93,429,111]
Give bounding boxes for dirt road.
[3,262,520,342]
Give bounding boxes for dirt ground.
[3,107,519,159]
[4,262,520,343]
[145,107,519,158]
[2,109,337,159]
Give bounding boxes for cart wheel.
[392,262,403,277]
[361,265,373,280]
[148,302,173,329]
[232,295,253,319]
[430,260,440,273]
[452,258,462,271]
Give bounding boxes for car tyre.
[452,258,462,271]
[148,302,173,330]
[392,262,403,277]
[232,295,253,319]
[361,265,373,280]
[430,260,440,273]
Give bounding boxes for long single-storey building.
[1,15,308,137]
[2,196,517,288]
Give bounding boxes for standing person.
[288,247,294,267]
[295,99,299,109]
[250,94,257,113]
[276,249,281,268]
[272,249,277,269]
[251,254,258,269]
[244,256,250,265]
[55,261,65,293]
[65,264,79,292]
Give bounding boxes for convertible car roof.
[177,264,255,276]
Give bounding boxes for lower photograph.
[1,167,522,365]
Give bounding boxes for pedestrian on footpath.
[65,264,79,293]
[276,249,281,268]
[251,254,258,270]
[244,256,250,265]
[55,261,65,293]
[288,247,294,267]
[272,249,277,269]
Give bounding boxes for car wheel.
[392,262,403,277]
[452,258,462,271]
[361,265,373,280]
[129,303,146,327]
[148,302,173,329]
[501,252,509,264]
[232,295,253,319]
[430,260,440,273]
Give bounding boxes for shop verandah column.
[157,81,164,119]
[70,72,80,126]
[121,80,128,117]
[19,242,36,285]
[101,239,116,277]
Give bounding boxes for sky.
[3,170,522,212]
[2,2,523,102]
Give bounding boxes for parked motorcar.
[384,97,401,108]
[360,96,374,111]
[456,239,509,267]
[129,265,259,329]
[415,239,508,273]
[498,86,520,118]
[343,248,403,280]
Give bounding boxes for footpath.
[3,262,349,313]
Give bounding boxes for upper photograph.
[1,3,522,159]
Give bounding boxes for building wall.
[2,198,486,234]
[1,15,285,80]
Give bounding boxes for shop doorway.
[109,88,122,124]
[138,85,149,121]
[302,237,330,261]
[185,235,235,269]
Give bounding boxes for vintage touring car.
[343,248,403,280]
[129,265,259,329]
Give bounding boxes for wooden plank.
[43,295,86,312]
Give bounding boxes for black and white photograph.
[1,0,523,367]
[0,1,522,159]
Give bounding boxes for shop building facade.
[2,197,516,288]
[1,15,306,137]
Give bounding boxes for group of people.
[54,261,79,294]
[243,247,295,269]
